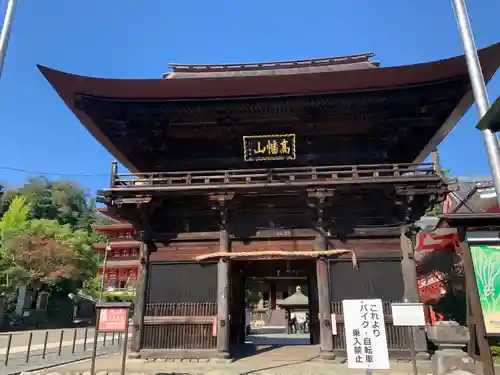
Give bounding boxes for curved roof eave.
[38,43,500,172]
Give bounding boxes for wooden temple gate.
[37,45,500,360]
[130,229,427,360]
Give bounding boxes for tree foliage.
[0,177,97,231]
[0,180,100,295]
[0,196,30,238]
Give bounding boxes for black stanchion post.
[83,327,88,351]
[42,331,48,359]
[4,334,12,366]
[25,332,33,363]
[103,332,107,346]
[72,329,77,354]
[58,330,64,356]
[112,332,115,345]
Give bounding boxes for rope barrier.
[195,249,358,268]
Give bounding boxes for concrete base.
[214,350,232,362]
[127,351,141,359]
[431,349,477,375]
[416,351,432,361]
[318,350,336,361]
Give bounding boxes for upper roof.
[38,44,500,172]
[164,53,379,79]
[448,178,498,213]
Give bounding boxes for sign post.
[90,302,132,375]
[391,301,426,375]
[343,299,390,372]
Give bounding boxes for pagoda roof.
[277,286,309,307]
[38,44,500,173]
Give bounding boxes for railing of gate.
[109,162,440,190]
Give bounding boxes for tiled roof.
[163,53,379,79]
[448,177,496,213]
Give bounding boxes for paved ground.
[0,328,127,375]
[33,333,438,375]
[34,350,435,375]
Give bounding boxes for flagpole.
[451,0,500,205]
[0,0,18,81]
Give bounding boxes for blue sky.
[0,0,499,196]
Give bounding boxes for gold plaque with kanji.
[243,134,296,161]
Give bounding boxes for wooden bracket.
[307,188,334,201]
[209,193,234,230]
[307,189,334,227]
[113,196,152,208]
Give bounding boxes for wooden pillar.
[129,231,150,358]
[315,234,335,360]
[269,282,276,310]
[216,229,230,359]
[400,227,429,358]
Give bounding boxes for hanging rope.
[195,249,358,268]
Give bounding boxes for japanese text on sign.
[343,299,390,370]
[98,308,128,332]
[243,134,296,161]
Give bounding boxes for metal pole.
[0,0,18,81]
[451,0,500,205]
[99,243,111,301]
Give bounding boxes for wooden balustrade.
[109,163,440,191]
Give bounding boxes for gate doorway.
[229,259,320,359]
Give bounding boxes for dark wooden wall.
[142,262,217,350]
[329,260,410,358]
[149,237,401,262]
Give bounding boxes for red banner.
[98,308,128,332]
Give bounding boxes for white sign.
[331,313,337,335]
[343,299,390,370]
[391,302,426,327]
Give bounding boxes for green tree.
[0,196,31,295]
[0,196,30,238]
[0,176,99,231]
[0,197,99,293]
[21,177,93,229]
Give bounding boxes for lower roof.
[38,43,500,172]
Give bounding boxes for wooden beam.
[143,316,214,325]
